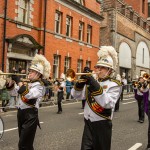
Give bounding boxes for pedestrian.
[66,79,74,100]
[133,74,145,123]
[0,71,10,112]
[114,74,122,112]
[56,76,65,114]
[71,46,122,150]
[120,73,127,101]
[6,54,51,150]
[6,77,19,108]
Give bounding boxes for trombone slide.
[0,73,26,76]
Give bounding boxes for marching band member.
[133,72,146,123]
[56,73,66,114]
[114,74,122,112]
[6,54,51,150]
[140,74,150,150]
[71,46,122,150]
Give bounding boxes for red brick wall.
[85,0,100,14]
[124,0,148,19]
[0,0,101,76]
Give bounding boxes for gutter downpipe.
[2,0,8,71]
[43,0,47,55]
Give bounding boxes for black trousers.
[2,100,9,111]
[17,108,39,150]
[57,91,63,112]
[81,119,112,150]
[137,96,145,121]
[114,97,120,111]
[147,102,150,148]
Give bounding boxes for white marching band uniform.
[71,46,122,150]
[71,79,121,121]
[6,54,50,150]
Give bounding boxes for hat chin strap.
[101,68,112,79]
[30,72,40,81]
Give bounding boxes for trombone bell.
[66,69,92,82]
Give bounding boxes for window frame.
[66,16,72,37]
[64,56,71,74]
[87,25,92,44]
[79,21,84,41]
[55,11,62,34]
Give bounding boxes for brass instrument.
[0,73,26,76]
[143,73,150,81]
[132,81,139,87]
[66,69,95,82]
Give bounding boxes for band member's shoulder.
[110,78,122,86]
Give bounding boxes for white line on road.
[78,112,84,115]
[123,98,134,101]
[122,101,136,105]
[128,143,142,150]
[4,122,44,132]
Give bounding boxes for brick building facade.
[100,0,150,81]
[0,0,103,78]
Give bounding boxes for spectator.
[66,79,74,100]
[120,72,127,101]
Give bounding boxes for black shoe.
[57,111,62,114]
[139,120,144,123]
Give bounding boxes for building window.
[120,5,125,15]
[142,48,144,64]
[74,0,84,5]
[53,55,60,79]
[142,0,145,14]
[137,17,140,26]
[79,22,84,41]
[64,57,71,74]
[18,0,30,24]
[148,3,150,17]
[86,60,91,68]
[66,16,72,37]
[77,59,83,73]
[130,11,134,21]
[87,25,92,44]
[55,11,62,34]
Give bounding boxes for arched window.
[119,42,131,68]
[136,41,149,68]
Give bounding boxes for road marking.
[78,112,84,115]
[4,122,44,132]
[128,143,142,150]
[123,98,134,101]
[122,101,136,105]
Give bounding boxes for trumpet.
[66,69,96,82]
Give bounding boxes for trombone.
[143,73,150,82]
[0,73,26,76]
[66,69,96,82]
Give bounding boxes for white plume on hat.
[140,71,146,77]
[60,73,65,79]
[122,72,126,77]
[30,54,51,79]
[96,46,118,70]
[116,74,121,82]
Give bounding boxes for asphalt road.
[0,94,148,150]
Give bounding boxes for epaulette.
[110,79,122,86]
